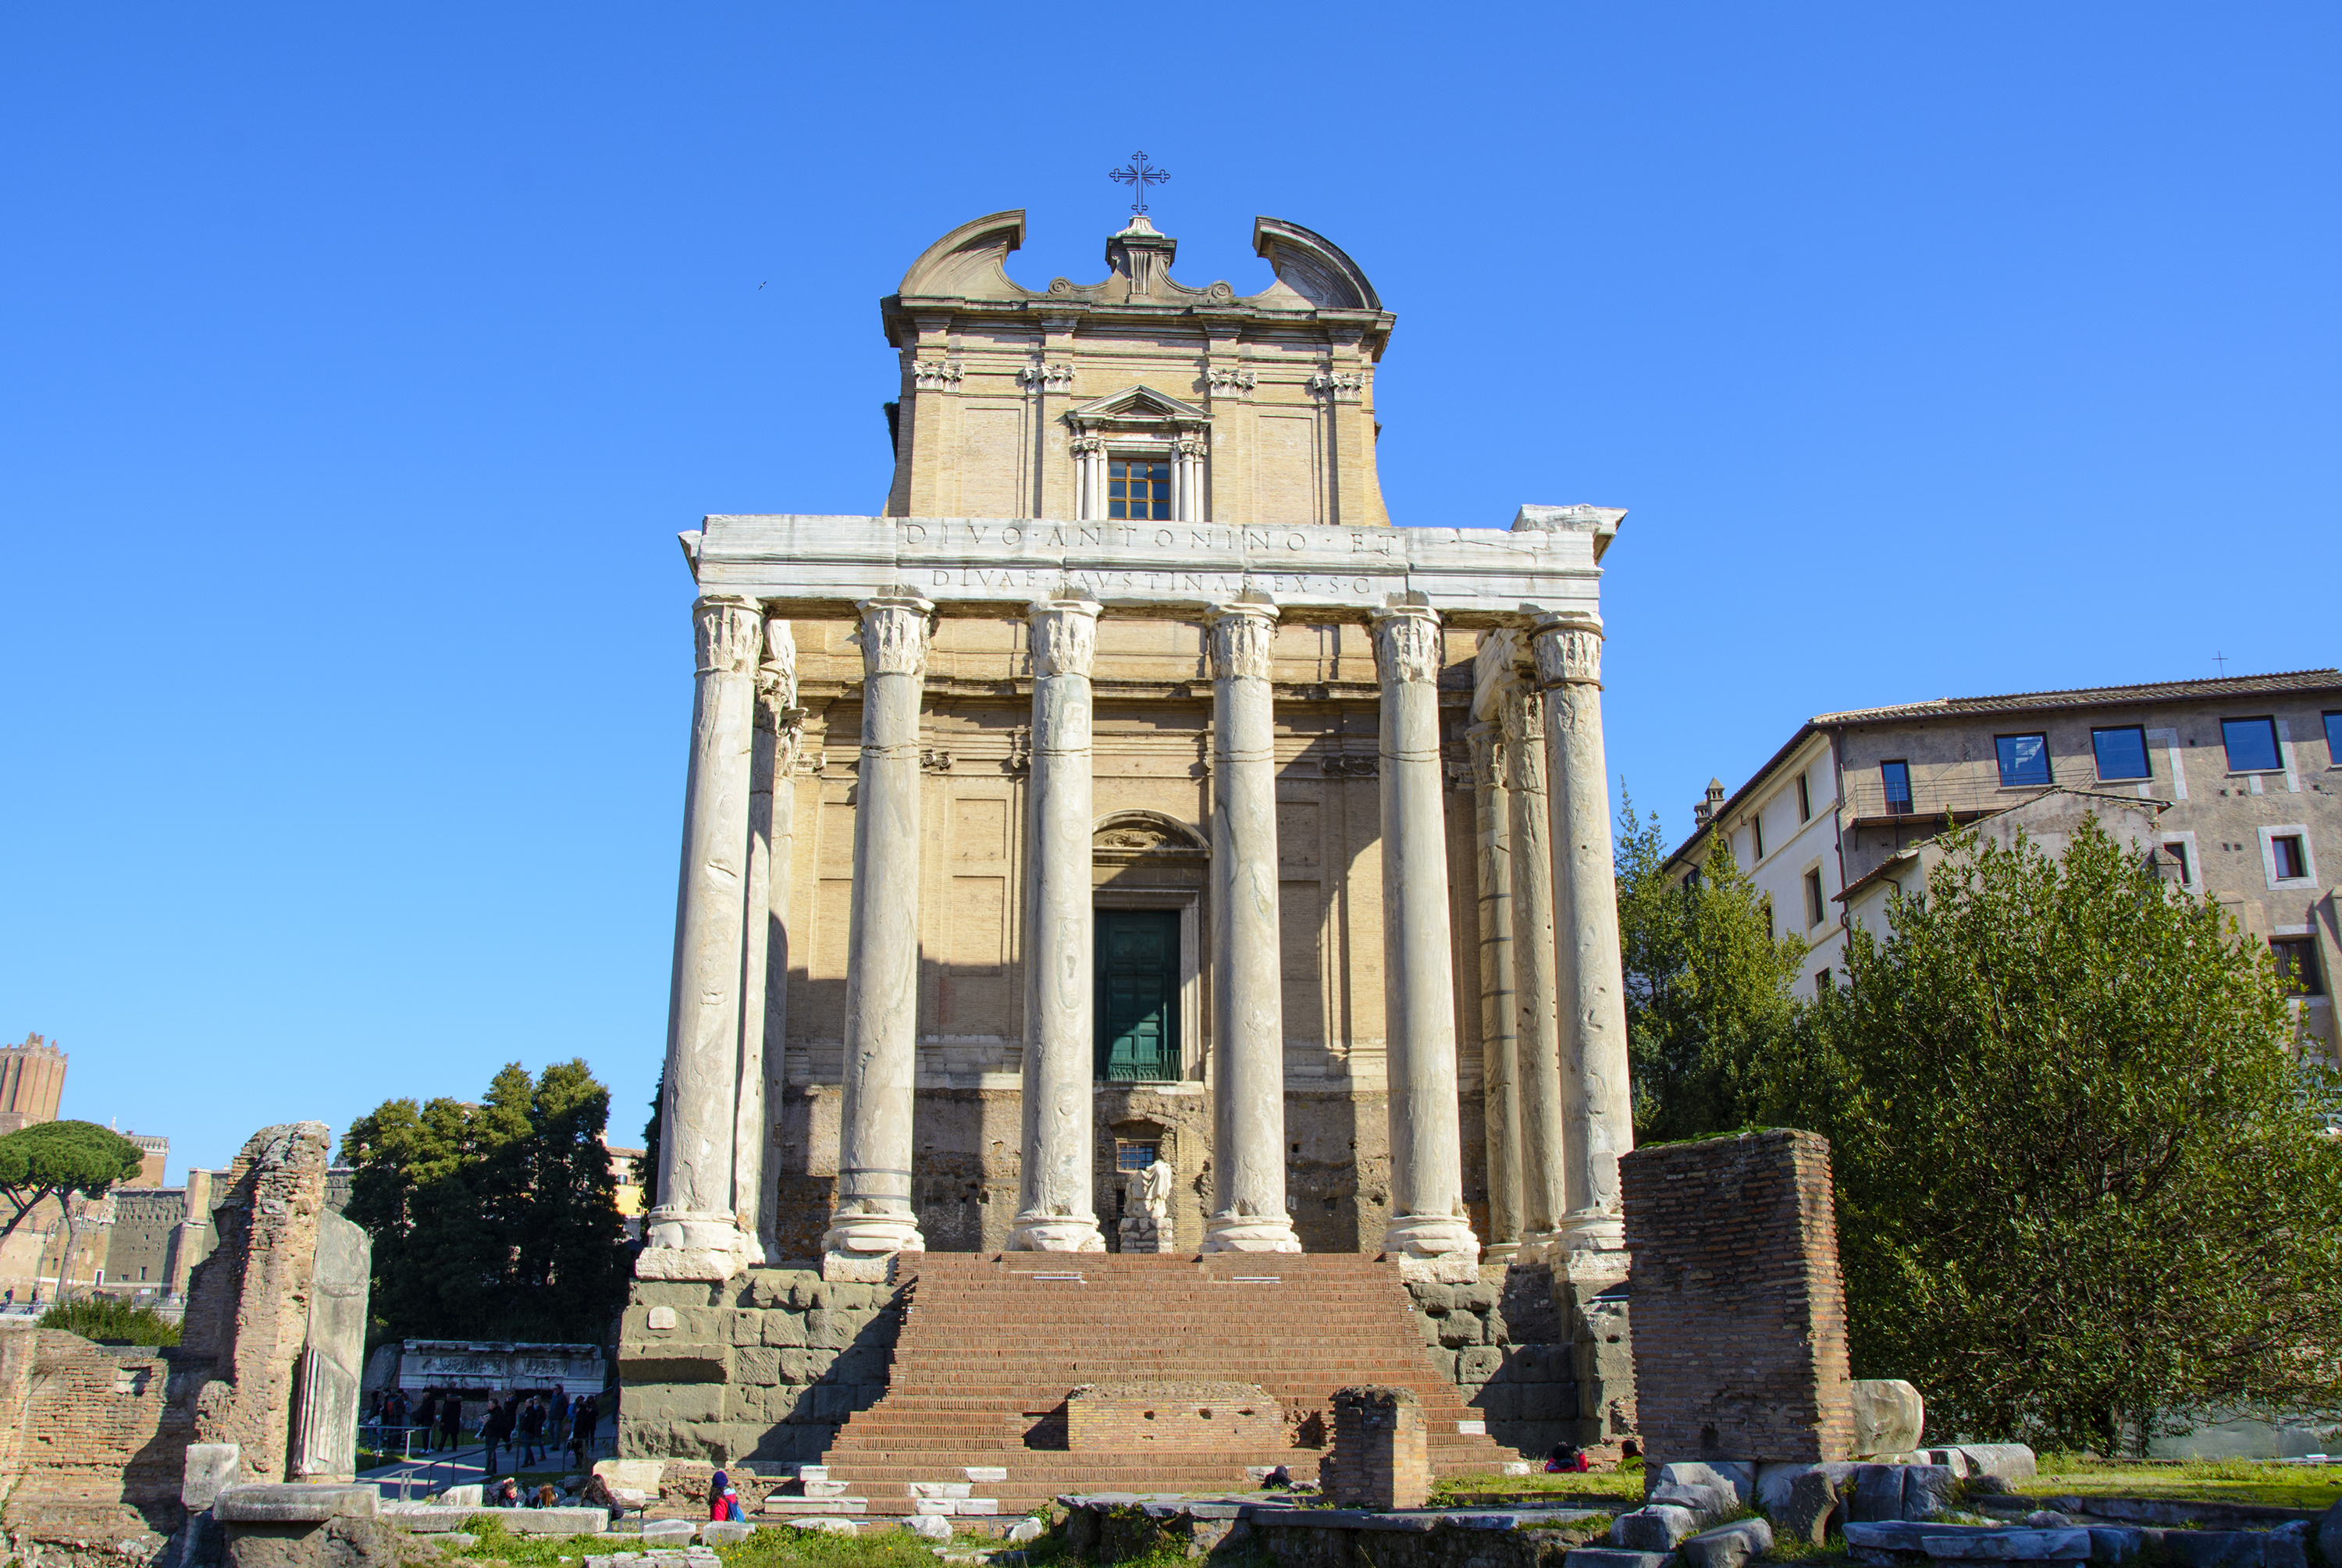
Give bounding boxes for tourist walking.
[550,1388,571,1448]
[482,1396,516,1477]
[574,1392,600,1455]
[436,1394,462,1455]
[518,1396,546,1466]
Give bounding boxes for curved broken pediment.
[1251,216,1381,311]
[898,210,1036,300]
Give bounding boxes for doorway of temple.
[1094,909,1180,1081]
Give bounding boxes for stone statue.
[1136,1158,1173,1220]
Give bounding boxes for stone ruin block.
[1620,1129,1855,1471]
[1064,1379,1283,1451]
[1326,1385,1430,1511]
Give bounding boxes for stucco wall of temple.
[754,613,1494,1255]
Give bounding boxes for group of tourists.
[368,1387,604,1467]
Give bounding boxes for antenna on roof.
[2214,650,2230,676]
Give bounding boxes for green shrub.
[40,1297,180,1346]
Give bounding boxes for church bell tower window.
[1108,458,1173,521]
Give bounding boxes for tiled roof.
[1813,669,2342,726]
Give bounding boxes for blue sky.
[2,5,2335,1180]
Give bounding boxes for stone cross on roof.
[1108,150,1168,213]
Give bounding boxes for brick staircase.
[815,1252,1519,1516]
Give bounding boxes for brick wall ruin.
[0,1122,372,1562]
[1619,1128,1853,1470]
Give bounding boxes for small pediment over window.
[1070,386,1212,425]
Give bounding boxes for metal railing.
[1843,775,2055,823]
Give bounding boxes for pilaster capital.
[1027,598,1102,678]
[1529,610,1604,688]
[692,596,764,677]
[1498,681,1544,747]
[1369,603,1443,688]
[756,619,803,733]
[855,596,936,678]
[1206,599,1279,682]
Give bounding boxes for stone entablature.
[687,512,1611,624]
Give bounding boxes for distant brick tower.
[0,1032,66,1135]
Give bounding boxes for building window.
[1881,760,1913,815]
[2223,716,2282,773]
[2091,726,2151,781]
[2273,834,2309,881]
[1995,734,2052,788]
[1107,458,1172,521]
[1813,968,1832,991]
[1115,1140,1160,1172]
[2325,712,2342,766]
[1804,868,1826,929]
[2271,937,2325,997]
[1750,814,1765,861]
[1796,773,1811,822]
[1760,895,1774,940]
[2162,840,2192,887]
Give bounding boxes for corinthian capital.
[1206,601,1279,682]
[1370,605,1443,688]
[692,596,763,677]
[1529,611,1604,688]
[1029,599,1102,679]
[856,596,936,679]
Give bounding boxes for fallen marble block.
[1682,1519,1774,1568]
[1611,1506,1700,1552]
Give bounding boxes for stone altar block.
[1326,1385,1429,1511]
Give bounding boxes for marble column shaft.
[650,594,762,1265]
[1466,722,1522,1254]
[1532,611,1634,1252]
[1009,599,1105,1253]
[824,596,934,1274]
[1203,599,1301,1253]
[741,617,802,1264]
[1502,674,1568,1246]
[1371,604,1479,1270]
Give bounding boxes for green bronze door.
[1095,911,1180,1082]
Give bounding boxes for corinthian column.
[1531,610,1632,1253]
[1466,720,1522,1260]
[1204,597,1301,1253]
[823,596,934,1279]
[1009,598,1105,1253]
[742,616,803,1264]
[1370,602,1479,1276]
[1501,673,1568,1256]
[645,594,762,1279]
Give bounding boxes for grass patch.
[440,1516,1027,1568]
[1429,1470,1639,1506]
[2030,1457,2342,1511]
[38,1298,180,1346]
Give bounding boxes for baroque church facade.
[643,207,1636,1289]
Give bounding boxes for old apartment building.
[1665,670,2342,1050]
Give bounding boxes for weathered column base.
[1380,1213,1481,1282]
[637,1209,752,1282]
[1005,1211,1105,1253]
[1201,1211,1302,1253]
[1555,1210,1626,1253]
[820,1211,925,1282]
